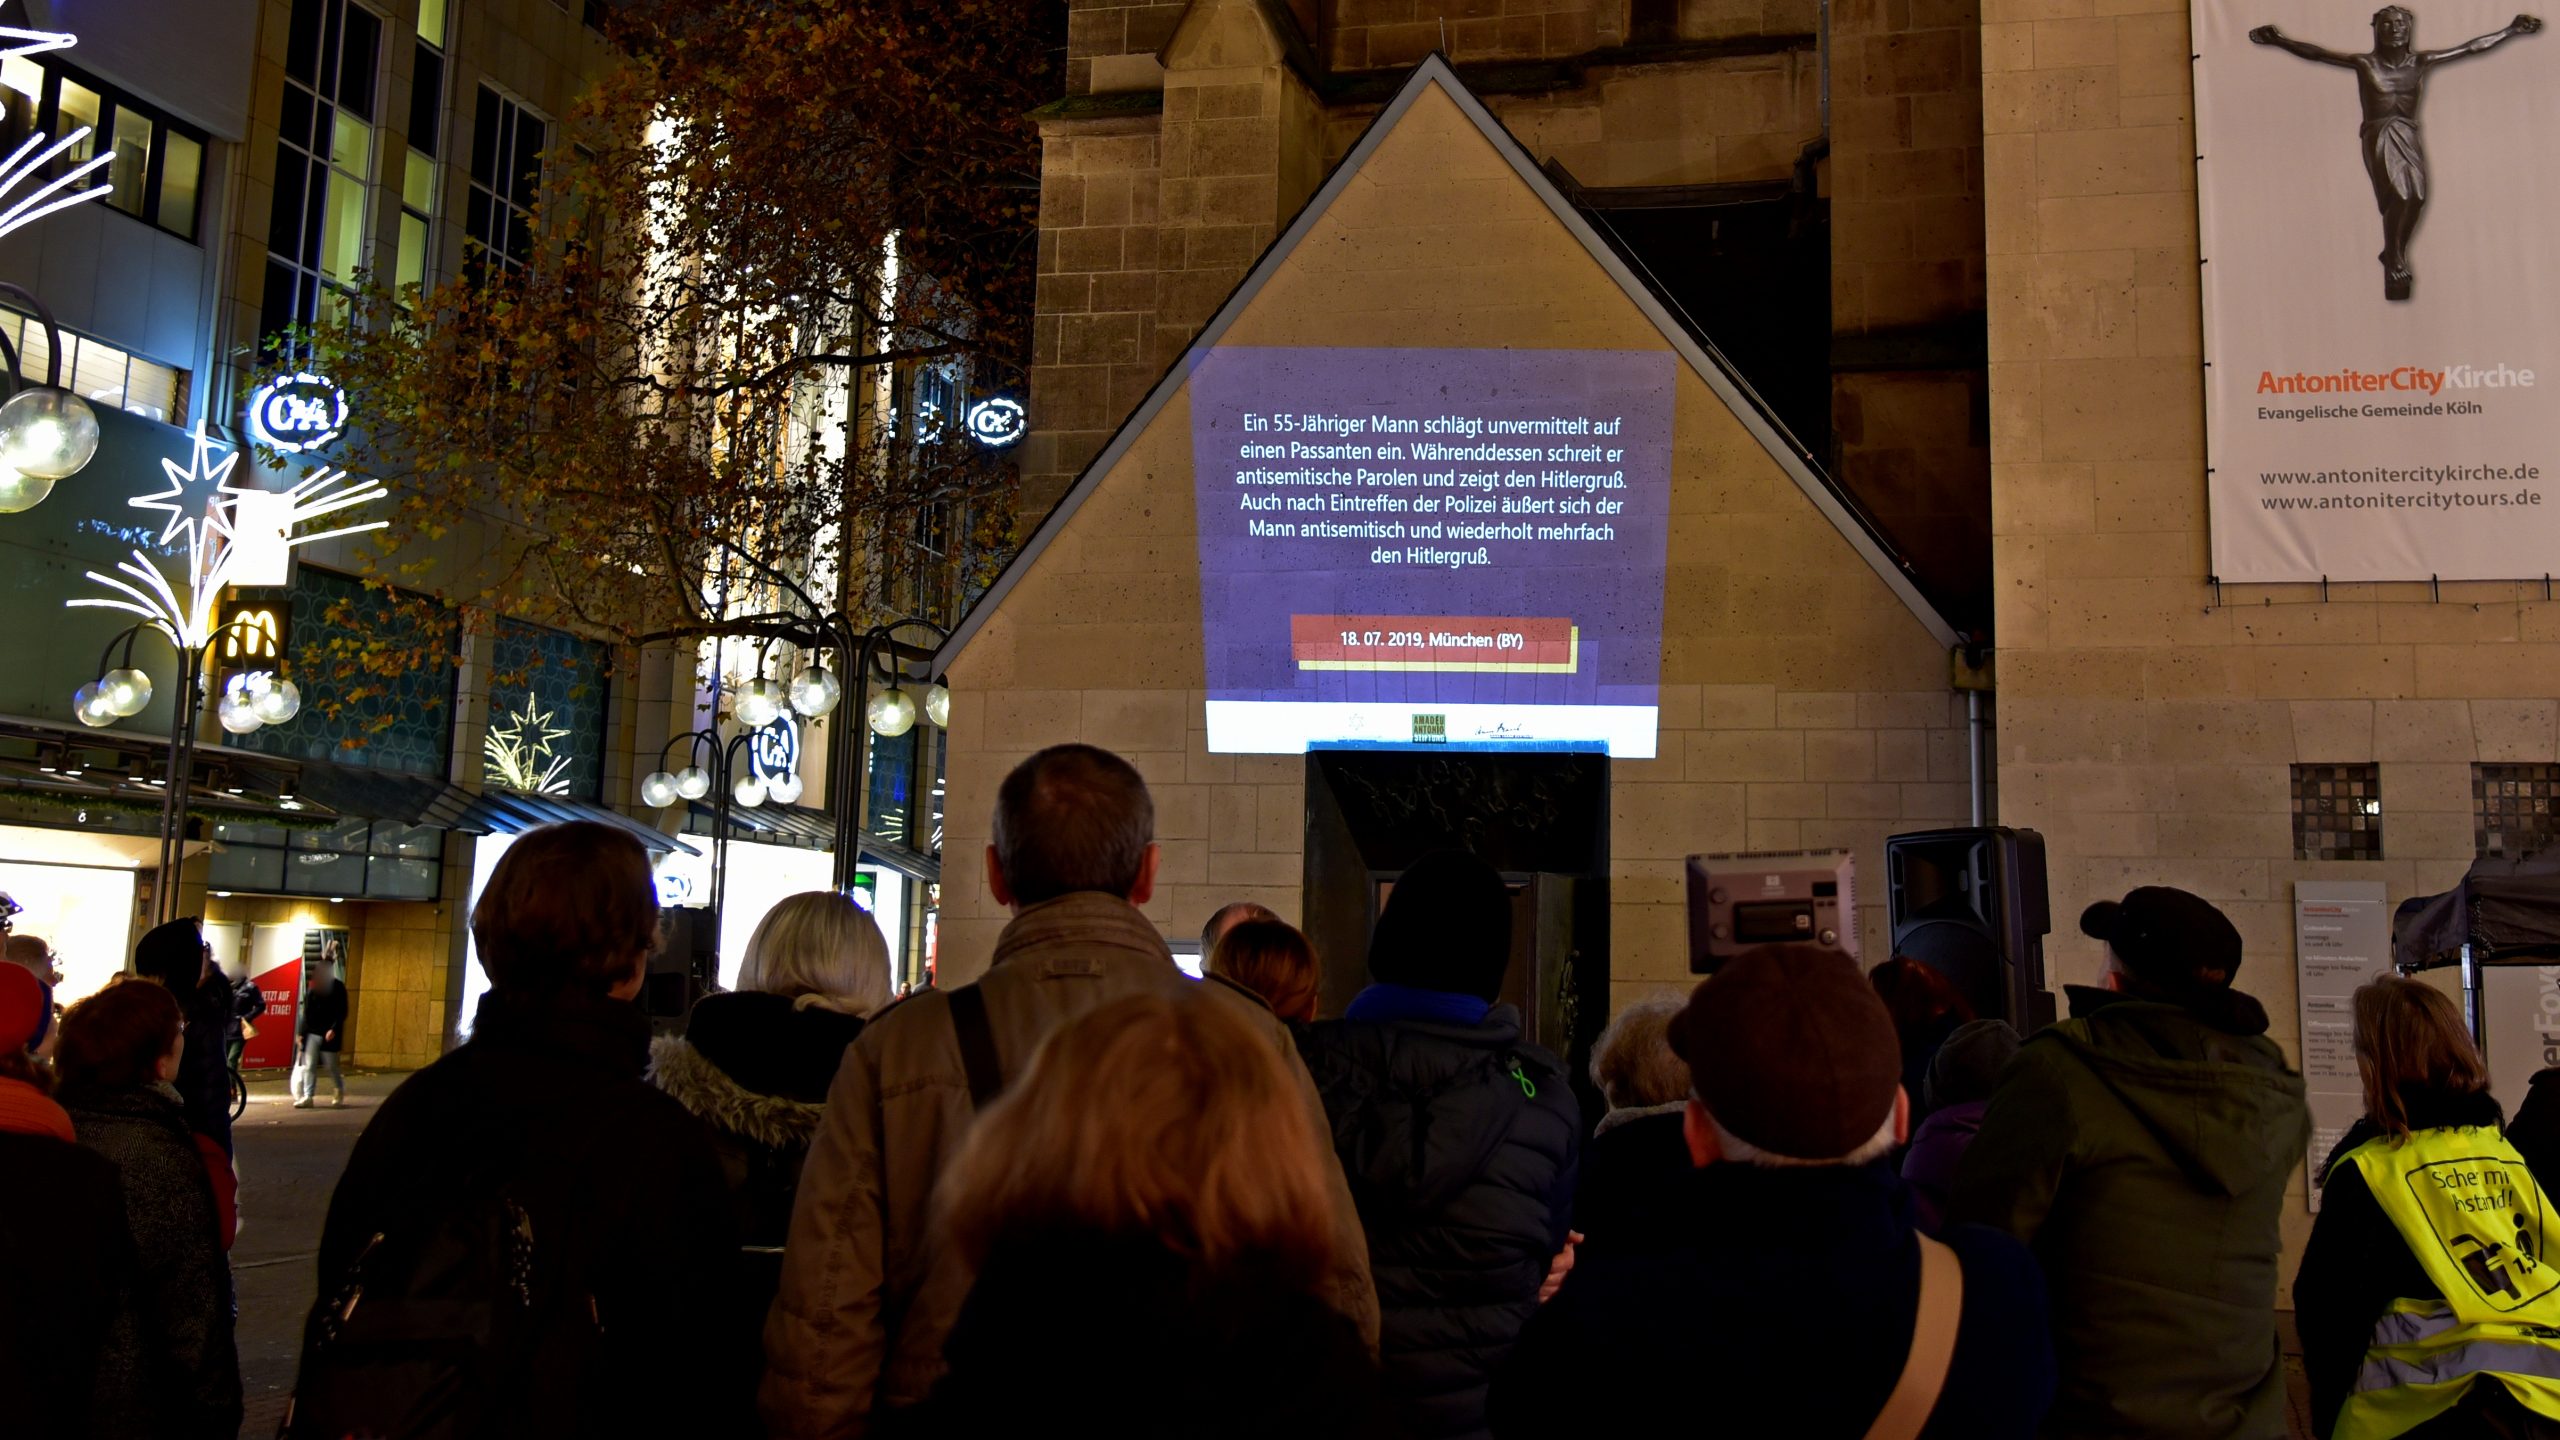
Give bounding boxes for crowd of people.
[12,739,2560,1436]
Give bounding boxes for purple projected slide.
[1189,346,1674,756]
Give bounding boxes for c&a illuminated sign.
[246,372,348,454]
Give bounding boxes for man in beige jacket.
[760,744,1378,1438]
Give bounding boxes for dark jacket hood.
[2048,985,2307,1198]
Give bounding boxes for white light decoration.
[867,686,917,738]
[925,682,950,729]
[732,773,768,808]
[766,772,804,805]
[250,676,301,725]
[245,372,349,454]
[71,681,113,728]
[788,666,841,717]
[674,766,712,801]
[483,699,573,794]
[965,396,1026,448]
[733,677,783,730]
[67,422,388,657]
[0,388,97,479]
[100,667,152,717]
[0,28,115,246]
[215,680,262,734]
[0,468,51,513]
[639,770,679,808]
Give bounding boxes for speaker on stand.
[1885,827,2055,1033]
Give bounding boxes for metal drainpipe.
[1818,0,1832,134]
[1967,689,1986,827]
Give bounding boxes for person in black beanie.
[1951,886,2309,1440]
[133,915,236,1156]
[1295,849,1581,1440]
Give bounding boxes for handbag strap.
[1862,1232,1966,1440]
[946,984,1003,1111]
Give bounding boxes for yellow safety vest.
[2332,1125,2560,1440]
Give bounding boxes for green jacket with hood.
[1950,984,2310,1440]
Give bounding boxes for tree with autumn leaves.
[292,0,1065,653]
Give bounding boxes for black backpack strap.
[947,984,1003,1110]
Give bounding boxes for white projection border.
[1205,700,1657,757]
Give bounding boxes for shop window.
[0,308,187,422]
[208,817,444,901]
[264,0,383,354]
[464,85,545,283]
[2292,763,2383,861]
[0,56,206,241]
[2475,764,2560,859]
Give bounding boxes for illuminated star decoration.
[66,427,388,650]
[128,419,241,550]
[0,27,114,243]
[484,699,575,794]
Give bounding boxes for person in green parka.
[1952,885,2311,1440]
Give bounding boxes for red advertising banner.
[242,959,302,1071]
[1289,614,1578,673]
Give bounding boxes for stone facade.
[1028,0,1991,642]
[946,76,1973,1015]
[1979,0,2560,1281]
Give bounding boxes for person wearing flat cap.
[1951,886,2310,1440]
[1488,945,2054,1440]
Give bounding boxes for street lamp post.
[0,281,102,514]
[638,728,762,952]
[642,551,950,900]
[81,616,303,922]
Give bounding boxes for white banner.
[2196,0,2560,581]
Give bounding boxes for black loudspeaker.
[1885,827,2055,1032]
[645,907,719,1020]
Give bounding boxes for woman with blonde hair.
[650,890,890,1323]
[2295,975,2560,1440]
[882,988,1386,1438]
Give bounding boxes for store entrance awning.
[454,790,698,856]
[291,760,480,829]
[691,800,836,850]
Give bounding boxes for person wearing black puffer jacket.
[650,890,885,1334]
[1296,849,1580,1440]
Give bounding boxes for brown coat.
[758,892,1379,1439]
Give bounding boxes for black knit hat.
[1368,849,1513,1001]
[1924,1018,2021,1112]
[133,915,205,990]
[2080,886,2242,991]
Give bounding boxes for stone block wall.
[1328,0,1610,69]
[1833,0,1988,333]
[1980,0,2560,1281]
[1026,116,1168,522]
[1478,51,1821,186]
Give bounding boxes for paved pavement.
[231,1068,401,1438]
